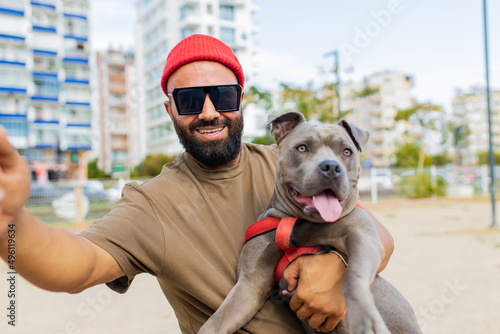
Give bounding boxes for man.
[0,34,393,333]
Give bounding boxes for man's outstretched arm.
[0,127,123,293]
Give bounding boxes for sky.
[90,0,500,111]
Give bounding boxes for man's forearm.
[357,202,394,273]
[0,209,122,293]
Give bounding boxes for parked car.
[106,179,145,202]
[27,183,70,206]
[374,168,394,189]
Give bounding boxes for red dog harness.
[244,203,364,284]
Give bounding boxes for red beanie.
[160,34,245,96]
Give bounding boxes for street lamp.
[324,50,341,121]
[482,0,497,228]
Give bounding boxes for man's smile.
[195,126,227,139]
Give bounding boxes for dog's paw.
[346,302,390,334]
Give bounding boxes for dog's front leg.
[343,229,390,334]
[199,237,282,334]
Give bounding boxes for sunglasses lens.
[176,88,205,115]
[174,85,241,115]
[211,86,239,111]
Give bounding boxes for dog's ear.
[267,112,306,144]
[338,119,370,152]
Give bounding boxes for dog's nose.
[318,160,343,179]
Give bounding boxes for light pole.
[482,0,497,228]
[324,50,341,121]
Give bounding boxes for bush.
[396,173,447,199]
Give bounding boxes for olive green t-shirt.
[80,143,304,333]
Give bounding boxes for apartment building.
[135,0,258,155]
[452,87,500,165]
[343,71,414,167]
[97,49,140,176]
[0,0,91,180]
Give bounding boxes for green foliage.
[392,141,431,168]
[396,173,447,199]
[131,153,179,177]
[87,158,108,179]
[351,86,379,99]
[251,133,275,146]
[430,153,453,166]
[277,82,347,122]
[243,85,273,112]
[477,151,500,165]
[395,103,442,123]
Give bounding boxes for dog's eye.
[343,149,352,156]
[296,145,308,153]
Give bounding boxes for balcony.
[64,128,92,151]
[63,13,87,21]
[64,34,88,42]
[0,0,24,16]
[63,49,89,64]
[0,33,25,43]
[61,0,88,17]
[30,1,57,11]
[33,49,58,57]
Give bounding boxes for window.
[34,78,59,96]
[220,27,235,44]
[180,4,195,20]
[0,118,27,137]
[219,5,234,21]
[181,27,195,39]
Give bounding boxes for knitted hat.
[160,34,245,96]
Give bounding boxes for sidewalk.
[1,199,499,333]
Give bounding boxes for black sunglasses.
[168,84,242,115]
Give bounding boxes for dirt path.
[1,199,499,333]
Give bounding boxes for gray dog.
[199,112,421,334]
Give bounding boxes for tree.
[351,85,379,99]
[243,85,273,113]
[87,158,108,179]
[131,153,178,177]
[394,102,442,171]
[477,151,500,165]
[392,141,432,168]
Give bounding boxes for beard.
[173,113,244,168]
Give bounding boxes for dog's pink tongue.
[313,192,342,222]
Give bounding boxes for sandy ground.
[1,198,500,334]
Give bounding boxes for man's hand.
[0,127,31,237]
[283,253,347,332]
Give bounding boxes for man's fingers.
[294,303,313,321]
[307,313,328,330]
[317,314,344,332]
[0,127,18,169]
[283,257,302,292]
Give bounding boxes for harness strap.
[275,217,298,250]
[274,245,322,284]
[244,217,280,244]
[244,201,367,284]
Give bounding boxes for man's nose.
[198,94,220,121]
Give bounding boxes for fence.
[25,165,497,223]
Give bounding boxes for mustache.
[189,118,231,131]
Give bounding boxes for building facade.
[452,87,500,165]
[97,49,139,177]
[135,0,258,155]
[343,71,414,168]
[0,0,92,181]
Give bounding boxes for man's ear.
[338,119,370,152]
[267,111,306,144]
[164,101,173,121]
